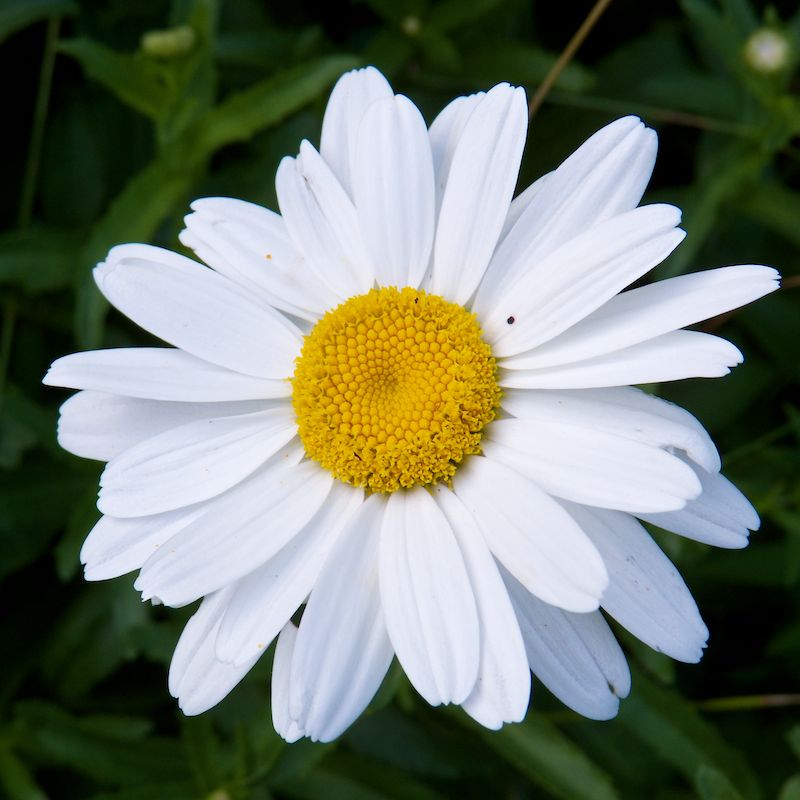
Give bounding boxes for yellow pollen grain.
[291,287,500,493]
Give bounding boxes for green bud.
[141,24,196,58]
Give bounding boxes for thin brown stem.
[528,0,615,119]
[698,693,800,712]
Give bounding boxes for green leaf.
[696,764,747,800]
[0,744,47,800]
[0,0,75,43]
[427,0,502,32]
[39,582,151,699]
[787,726,800,761]
[656,141,766,279]
[12,701,191,786]
[185,55,359,161]
[74,158,195,348]
[462,42,593,92]
[451,709,620,800]
[53,487,99,581]
[780,775,800,800]
[739,180,800,249]
[0,457,93,579]
[618,667,761,799]
[85,783,200,800]
[0,226,83,292]
[59,38,171,120]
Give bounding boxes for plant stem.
[528,0,615,119]
[698,693,800,712]
[19,15,61,228]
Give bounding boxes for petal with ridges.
[98,407,297,517]
[476,117,656,312]
[134,456,332,607]
[353,95,436,288]
[500,386,719,473]
[505,569,630,720]
[641,457,759,549]
[453,456,608,613]
[499,331,743,390]
[216,482,364,666]
[81,506,205,581]
[502,265,780,370]
[169,588,260,716]
[289,495,394,742]
[94,244,301,379]
[482,418,702,513]
[57,390,272,462]
[380,487,480,706]
[271,623,305,742]
[320,66,394,196]
[182,197,336,320]
[433,486,530,728]
[480,205,685,355]
[44,348,290,401]
[565,503,708,663]
[430,84,527,305]
[276,143,374,298]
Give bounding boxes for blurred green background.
[2,0,800,797]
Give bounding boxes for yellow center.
[291,287,500,493]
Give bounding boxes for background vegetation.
[2,0,800,797]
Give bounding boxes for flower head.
[45,66,779,741]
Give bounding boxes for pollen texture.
[292,287,500,493]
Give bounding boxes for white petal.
[380,487,480,706]
[501,386,720,472]
[182,197,336,321]
[499,173,551,241]
[483,418,702,513]
[134,456,332,607]
[503,265,780,370]
[98,407,297,517]
[641,458,759,549]
[216,482,364,665]
[271,623,305,742]
[353,95,436,288]
[289,495,394,742]
[169,588,260,716]
[481,205,685,356]
[428,92,484,216]
[433,486,530,729]
[94,244,302,379]
[57,390,271,462]
[499,331,743,390]
[505,570,630,720]
[44,348,290,401]
[320,66,394,196]
[276,143,373,298]
[429,84,527,305]
[453,456,608,613]
[80,506,204,581]
[566,503,708,663]
[476,116,657,312]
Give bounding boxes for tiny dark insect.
[506,316,515,325]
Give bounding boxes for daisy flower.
[45,67,779,742]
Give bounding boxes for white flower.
[45,66,779,742]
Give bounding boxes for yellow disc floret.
[291,287,500,493]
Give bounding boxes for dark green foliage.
[1,0,799,797]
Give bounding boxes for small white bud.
[743,28,792,74]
